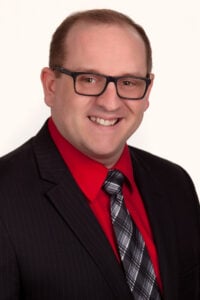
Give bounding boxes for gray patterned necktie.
[103,169,161,300]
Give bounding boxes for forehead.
[64,22,147,75]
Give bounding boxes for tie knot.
[103,169,125,196]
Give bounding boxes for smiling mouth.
[89,116,119,126]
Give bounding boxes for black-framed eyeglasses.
[52,66,151,100]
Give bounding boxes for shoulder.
[0,138,34,177]
[129,145,189,176]
[128,146,198,196]
[0,121,50,181]
[129,146,200,241]
[0,138,37,203]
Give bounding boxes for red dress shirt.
[48,117,162,289]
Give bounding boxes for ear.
[144,73,155,111]
[40,67,56,107]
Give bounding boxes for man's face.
[41,22,154,167]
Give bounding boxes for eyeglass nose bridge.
[100,75,119,96]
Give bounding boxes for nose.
[95,82,121,111]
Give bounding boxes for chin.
[88,147,123,164]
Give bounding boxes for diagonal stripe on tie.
[103,169,162,300]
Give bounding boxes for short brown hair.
[49,9,152,73]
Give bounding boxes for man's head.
[49,9,152,74]
[41,9,154,167]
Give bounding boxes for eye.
[119,78,138,88]
[122,80,136,87]
[78,74,97,84]
[85,77,95,83]
[119,77,144,89]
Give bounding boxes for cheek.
[139,98,149,112]
[126,99,149,115]
[52,95,86,125]
[50,94,70,125]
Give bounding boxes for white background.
[0,0,199,197]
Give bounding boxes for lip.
[89,116,120,126]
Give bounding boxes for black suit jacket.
[0,122,199,299]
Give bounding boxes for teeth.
[90,116,118,126]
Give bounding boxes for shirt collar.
[48,118,134,201]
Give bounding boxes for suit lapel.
[130,148,179,300]
[47,177,133,298]
[32,123,133,299]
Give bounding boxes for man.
[0,9,199,300]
